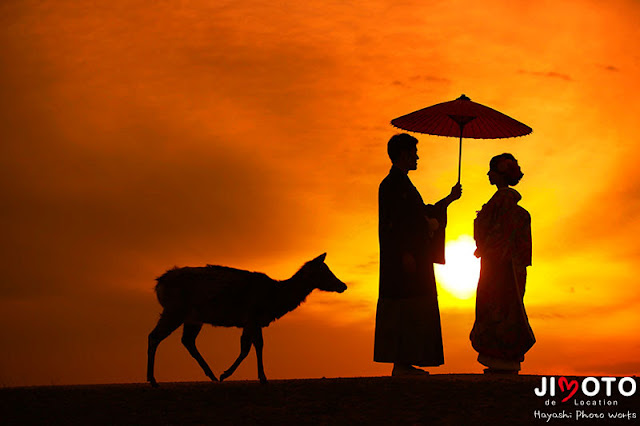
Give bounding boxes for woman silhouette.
[470,153,535,373]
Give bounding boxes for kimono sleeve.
[513,207,532,267]
[424,200,448,265]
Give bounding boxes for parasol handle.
[457,133,462,184]
[457,123,465,184]
[451,116,474,184]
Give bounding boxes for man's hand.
[448,182,462,203]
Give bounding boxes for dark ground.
[1,375,638,425]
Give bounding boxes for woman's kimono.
[470,188,535,370]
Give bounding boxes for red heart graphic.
[558,377,579,402]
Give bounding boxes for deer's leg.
[147,311,184,388]
[252,327,267,384]
[220,327,253,382]
[181,322,218,382]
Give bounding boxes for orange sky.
[1,0,639,386]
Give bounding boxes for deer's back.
[155,265,277,326]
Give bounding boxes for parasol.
[391,94,532,183]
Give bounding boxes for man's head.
[387,133,418,172]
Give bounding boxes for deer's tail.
[154,268,187,311]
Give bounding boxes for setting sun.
[435,235,481,300]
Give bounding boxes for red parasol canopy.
[391,94,532,182]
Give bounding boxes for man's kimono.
[374,165,448,366]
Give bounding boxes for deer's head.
[303,253,347,293]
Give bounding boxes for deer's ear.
[313,253,327,263]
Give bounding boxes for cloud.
[351,259,379,272]
[544,162,640,260]
[599,64,621,72]
[517,70,573,81]
[392,75,452,87]
[409,75,452,83]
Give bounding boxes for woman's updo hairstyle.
[490,153,524,186]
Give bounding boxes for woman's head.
[488,153,523,187]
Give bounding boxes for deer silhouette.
[147,253,347,387]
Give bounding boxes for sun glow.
[435,235,480,300]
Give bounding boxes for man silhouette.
[374,133,462,376]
